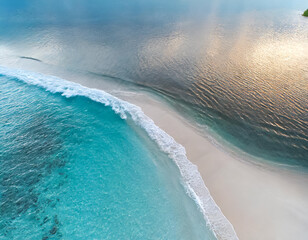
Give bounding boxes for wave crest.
[0,66,239,240]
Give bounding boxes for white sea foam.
[0,66,239,240]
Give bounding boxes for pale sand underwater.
[0,0,307,238]
[123,93,308,240]
[2,60,308,240]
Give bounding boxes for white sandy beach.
[123,92,308,240]
[2,60,308,240]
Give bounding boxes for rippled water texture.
[0,76,216,239]
[0,0,307,166]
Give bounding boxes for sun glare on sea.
[251,37,308,73]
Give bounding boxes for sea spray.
[0,66,239,240]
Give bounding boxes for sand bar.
[120,91,308,240]
[3,60,308,240]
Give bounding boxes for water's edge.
[0,66,239,240]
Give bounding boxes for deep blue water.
[0,74,218,239]
[0,0,307,168]
[0,0,307,238]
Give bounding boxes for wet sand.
[2,59,308,240]
[120,91,308,240]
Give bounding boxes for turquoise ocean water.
[0,0,306,168]
[0,0,307,239]
[0,68,237,239]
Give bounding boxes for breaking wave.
[0,66,238,240]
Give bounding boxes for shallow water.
[0,74,218,239]
[0,0,307,167]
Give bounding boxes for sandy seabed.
[2,59,308,240]
[124,92,308,240]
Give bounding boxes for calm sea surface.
[0,0,306,167]
[0,1,307,238]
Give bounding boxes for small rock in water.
[50,226,58,235]
[54,215,59,225]
[43,217,49,224]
